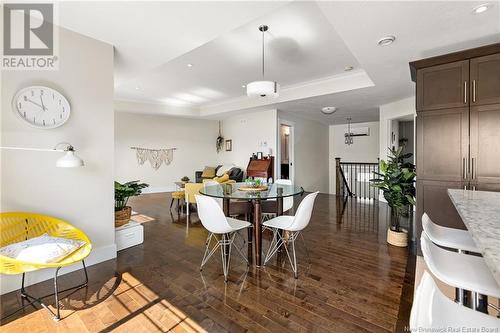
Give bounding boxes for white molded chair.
[410,271,500,330]
[262,179,294,221]
[263,191,319,278]
[422,213,478,253]
[420,232,500,311]
[195,194,251,282]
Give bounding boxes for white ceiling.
[59,1,500,124]
[114,1,359,107]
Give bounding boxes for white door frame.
[277,119,295,183]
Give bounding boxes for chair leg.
[264,228,279,265]
[53,267,61,320]
[170,198,174,209]
[2,260,89,322]
[200,233,217,270]
[282,232,298,279]
[220,234,231,282]
[186,202,190,225]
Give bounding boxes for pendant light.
[345,117,354,145]
[246,25,280,98]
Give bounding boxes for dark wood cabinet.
[470,104,500,185]
[246,157,274,181]
[410,43,500,254]
[416,108,468,182]
[470,53,500,106]
[416,180,466,235]
[416,60,469,111]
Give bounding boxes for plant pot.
[115,206,132,227]
[387,228,408,247]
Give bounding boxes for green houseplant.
[371,147,416,246]
[115,180,149,227]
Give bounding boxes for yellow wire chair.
[0,212,92,321]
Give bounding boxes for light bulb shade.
[246,81,279,98]
[56,150,84,168]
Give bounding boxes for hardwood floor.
[0,193,413,332]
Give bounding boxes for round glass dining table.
[199,182,303,266]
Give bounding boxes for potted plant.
[115,180,149,227]
[181,176,190,183]
[371,147,416,247]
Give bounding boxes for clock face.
[13,86,71,129]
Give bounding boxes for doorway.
[278,122,294,182]
[389,115,415,164]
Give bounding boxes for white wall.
[278,112,329,193]
[217,109,278,173]
[379,97,416,162]
[115,112,218,192]
[328,121,380,194]
[1,28,115,293]
[378,97,416,202]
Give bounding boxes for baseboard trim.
[0,244,117,295]
[142,186,176,194]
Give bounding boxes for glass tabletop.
[199,182,304,200]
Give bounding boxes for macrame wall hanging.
[130,147,176,170]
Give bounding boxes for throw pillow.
[201,166,216,178]
[0,234,86,264]
[213,173,230,183]
[216,164,235,177]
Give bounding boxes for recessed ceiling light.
[135,86,140,90]
[187,63,193,68]
[321,107,337,115]
[242,85,246,88]
[473,3,491,13]
[344,66,354,71]
[377,36,396,46]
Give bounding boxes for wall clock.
[13,86,71,129]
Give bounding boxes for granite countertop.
[448,189,500,285]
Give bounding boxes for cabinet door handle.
[463,158,467,179]
[464,81,467,104]
[472,80,476,103]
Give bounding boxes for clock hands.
[40,95,47,111]
[24,96,47,111]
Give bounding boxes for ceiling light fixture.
[187,63,193,68]
[377,35,396,46]
[473,3,491,13]
[345,117,354,145]
[246,25,279,98]
[321,106,337,115]
[242,85,246,88]
[344,66,354,71]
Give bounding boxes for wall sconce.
[0,142,84,168]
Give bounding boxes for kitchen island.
[448,189,500,285]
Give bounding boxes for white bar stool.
[422,212,479,304]
[420,232,500,313]
[422,213,479,253]
[410,271,500,330]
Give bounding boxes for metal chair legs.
[200,232,248,282]
[2,260,88,322]
[264,228,304,279]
